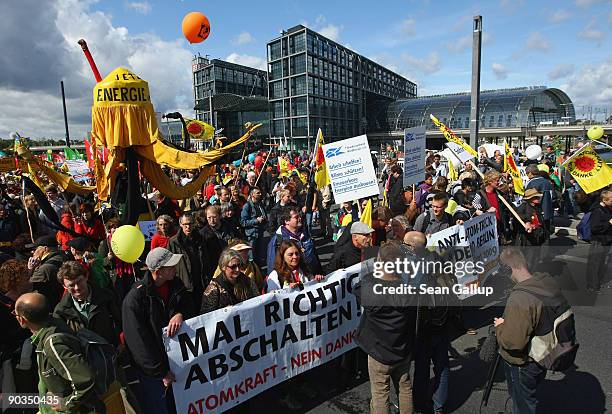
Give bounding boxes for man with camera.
[495,247,577,414]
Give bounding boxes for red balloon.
[254,155,263,168]
[182,12,210,44]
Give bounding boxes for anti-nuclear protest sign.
[445,142,475,164]
[323,135,379,204]
[426,213,499,299]
[403,126,426,187]
[165,260,371,414]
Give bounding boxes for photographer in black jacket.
[354,241,417,413]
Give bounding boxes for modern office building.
[267,24,417,149]
[385,86,575,132]
[192,56,269,138]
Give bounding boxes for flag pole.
[254,149,274,187]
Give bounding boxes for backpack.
[45,329,118,396]
[417,210,452,234]
[576,212,592,242]
[515,287,579,372]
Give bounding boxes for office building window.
[292,75,307,95]
[506,114,513,127]
[291,32,306,53]
[292,117,307,136]
[270,61,282,80]
[292,96,307,116]
[270,41,282,60]
[291,53,306,75]
[271,81,283,98]
[272,101,284,118]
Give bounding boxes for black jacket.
[354,276,417,365]
[30,250,66,309]
[122,272,193,378]
[268,201,297,233]
[53,284,122,347]
[590,203,612,245]
[199,221,239,271]
[167,231,210,294]
[325,237,362,273]
[388,175,406,216]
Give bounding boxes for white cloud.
[319,24,341,42]
[124,1,151,15]
[492,63,509,80]
[561,57,612,108]
[400,18,416,36]
[549,10,571,23]
[0,0,194,139]
[445,36,471,53]
[444,32,491,54]
[309,15,343,42]
[232,31,253,46]
[578,19,605,43]
[225,53,267,71]
[524,31,551,52]
[548,64,575,80]
[401,52,441,75]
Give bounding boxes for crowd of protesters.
[0,139,610,414]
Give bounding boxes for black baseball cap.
[25,235,58,249]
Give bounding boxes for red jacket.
[74,218,106,241]
[56,213,75,251]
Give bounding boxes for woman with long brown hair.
[266,240,324,292]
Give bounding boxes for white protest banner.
[137,220,157,241]
[65,159,91,183]
[323,135,379,204]
[426,213,499,298]
[445,142,475,164]
[403,126,426,187]
[166,260,370,414]
[463,213,500,286]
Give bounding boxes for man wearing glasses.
[53,261,121,346]
[168,213,210,310]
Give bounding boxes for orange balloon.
[182,12,210,44]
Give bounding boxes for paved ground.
[299,224,612,414]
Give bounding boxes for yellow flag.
[361,199,373,228]
[184,118,215,141]
[504,142,525,195]
[565,143,612,194]
[447,160,458,181]
[430,114,478,156]
[313,129,331,189]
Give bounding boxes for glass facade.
[192,57,267,129]
[268,25,417,149]
[386,87,576,132]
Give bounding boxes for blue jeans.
[563,186,578,216]
[413,332,450,412]
[133,370,174,414]
[503,360,546,414]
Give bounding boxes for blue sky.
[0,0,610,138]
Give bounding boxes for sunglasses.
[227,264,241,270]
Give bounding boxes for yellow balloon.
[110,225,145,264]
[587,125,604,140]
